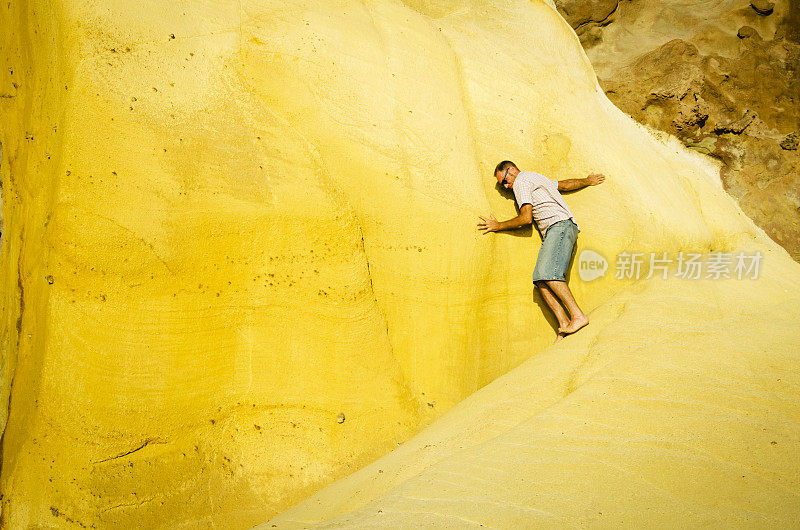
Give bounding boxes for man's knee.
[541,279,568,293]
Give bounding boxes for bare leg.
[535,281,570,343]
[544,280,589,334]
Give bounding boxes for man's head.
[494,160,519,189]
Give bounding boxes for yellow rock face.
[1,1,798,528]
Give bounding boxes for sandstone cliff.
[1,1,798,528]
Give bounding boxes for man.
[477,160,605,342]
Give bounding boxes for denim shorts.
[532,219,579,282]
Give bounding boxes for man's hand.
[558,174,606,191]
[477,214,500,234]
[586,172,606,186]
[478,205,533,233]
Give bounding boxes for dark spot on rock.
[750,0,774,15]
[737,26,758,39]
[779,131,798,150]
[713,109,757,135]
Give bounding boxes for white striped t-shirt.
[512,170,579,236]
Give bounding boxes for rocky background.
[555,0,800,261]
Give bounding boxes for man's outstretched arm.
[477,203,533,234]
[557,172,606,192]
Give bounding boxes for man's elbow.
[521,210,533,225]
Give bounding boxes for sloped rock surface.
[1,1,798,528]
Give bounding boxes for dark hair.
[494,160,517,177]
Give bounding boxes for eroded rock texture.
[0,0,799,528]
[556,0,800,261]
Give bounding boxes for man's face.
[496,166,515,189]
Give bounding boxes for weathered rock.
[781,131,799,149]
[554,0,619,30]
[751,0,775,16]
[714,109,758,134]
[737,25,759,39]
[553,0,619,46]
[674,93,711,131]
[557,0,800,262]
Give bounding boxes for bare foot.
[554,321,570,343]
[559,314,589,335]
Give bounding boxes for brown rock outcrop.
[737,25,759,39]
[553,0,620,46]
[713,109,758,135]
[556,0,800,261]
[751,1,775,16]
[780,131,799,150]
